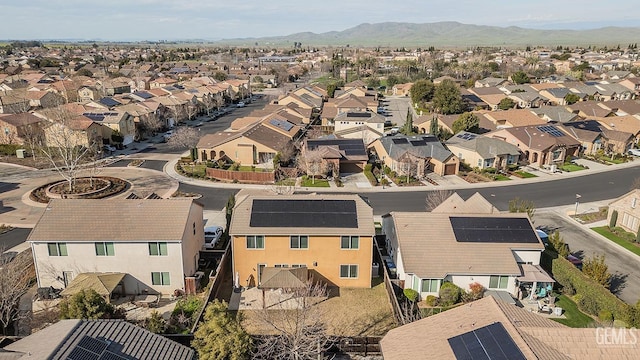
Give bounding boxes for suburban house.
[24,90,65,109]
[320,95,373,131]
[608,189,640,234]
[0,112,44,145]
[277,92,322,111]
[229,194,375,288]
[83,111,136,145]
[562,120,635,155]
[508,91,545,109]
[475,77,508,88]
[489,125,581,167]
[381,211,546,300]
[445,131,520,171]
[304,138,369,175]
[391,83,413,96]
[41,115,104,149]
[0,94,31,114]
[483,109,548,128]
[196,117,300,165]
[538,87,572,106]
[380,295,640,360]
[369,134,460,176]
[27,199,205,296]
[2,319,196,360]
[596,115,640,144]
[332,110,385,144]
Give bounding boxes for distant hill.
[214,21,640,47]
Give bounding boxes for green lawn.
[551,295,596,328]
[559,163,586,172]
[514,171,537,178]
[301,177,330,187]
[592,226,640,256]
[494,174,511,181]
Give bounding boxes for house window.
[341,236,359,249]
[274,264,289,268]
[292,264,306,268]
[421,279,440,293]
[290,235,308,249]
[47,243,68,256]
[632,198,637,209]
[149,242,168,256]
[340,264,358,278]
[489,275,509,289]
[552,150,563,162]
[151,272,170,286]
[247,235,265,249]
[95,242,115,256]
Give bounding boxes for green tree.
[582,254,612,289]
[564,93,580,105]
[609,210,618,228]
[498,97,516,110]
[429,116,439,136]
[409,79,435,106]
[76,68,93,77]
[511,71,530,84]
[432,79,464,115]
[439,282,461,306]
[548,230,569,258]
[452,112,479,134]
[402,108,415,135]
[213,71,228,81]
[144,310,166,334]
[508,197,535,219]
[59,289,123,320]
[192,300,252,360]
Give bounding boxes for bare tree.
[0,248,35,335]
[202,95,216,116]
[252,280,330,360]
[270,166,300,195]
[297,149,326,185]
[139,113,163,138]
[425,190,455,211]
[38,107,99,192]
[398,152,419,184]
[185,101,199,121]
[167,126,200,150]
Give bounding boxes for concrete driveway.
[535,210,640,305]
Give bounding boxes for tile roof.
[383,212,543,279]
[446,131,521,158]
[4,319,195,360]
[27,199,200,242]
[377,135,454,162]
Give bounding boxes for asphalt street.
[0,227,31,253]
[535,211,640,305]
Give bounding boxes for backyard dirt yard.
[241,278,396,337]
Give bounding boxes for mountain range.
[214,21,640,48]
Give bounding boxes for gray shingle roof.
[446,131,520,158]
[3,320,195,360]
[27,199,200,242]
[378,135,453,162]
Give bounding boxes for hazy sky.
[2,0,639,41]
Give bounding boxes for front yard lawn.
[551,295,596,328]
[514,170,537,178]
[301,176,330,187]
[592,226,640,257]
[493,174,511,181]
[559,163,587,172]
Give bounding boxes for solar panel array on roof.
[306,139,366,156]
[67,335,133,360]
[83,112,119,122]
[269,119,294,131]
[537,125,565,137]
[133,91,153,99]
[346,112,372,118]
[410,140,427,146]
[456,133,477,141]
[250,199,358,228]
[99,97,121,108]
[392,138,408,144]
[448,322,526,360]
[449,217,539,244]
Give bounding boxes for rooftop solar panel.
[269,119,294,131]
[250,199,358,228]
[77,336,109,355]
[410,140,427,146]
[449,217,539,244]
[346,112,372,118]
[537,125,564,137]
[448,323,526,360]
[392,138,408,144]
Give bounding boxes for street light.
[575,194,581,216]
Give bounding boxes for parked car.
[204,225,224,249]
[236,102,246,108]
[566,254,583,270]
[628,148,640,156]
[163,130,174,142]
[535,229,549,247]
[103,144,116,153]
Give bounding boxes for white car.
[204,226,224,249]
[163,130,174,142]
[236,102,246,108]
[628,148,640,156]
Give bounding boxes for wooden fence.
[205,168,274,183]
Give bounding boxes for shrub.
[636,230,640,243]
[0,144,22,156]
[438,282,461,306]
[425,295,438,307]
[467,282,485,302]
[577,295,600,316]
[599,310,614,323]
[231,162,240,171]
[483,167,497,174]
[610,210,618,228]
[403,289,419,302]
[562,282,576,296]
